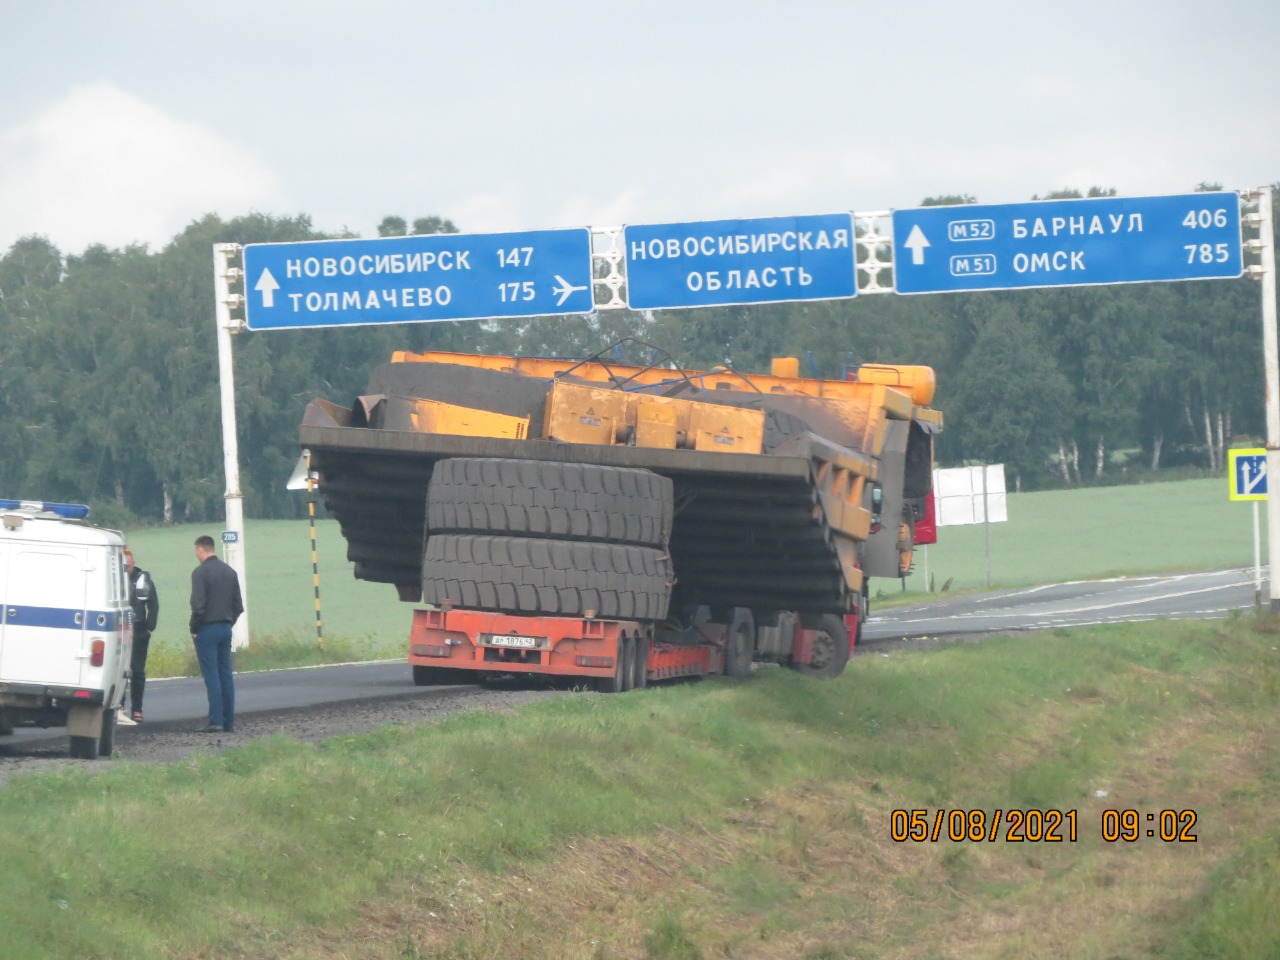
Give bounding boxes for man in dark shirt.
[189,535,244,733]
[123,547,159,723]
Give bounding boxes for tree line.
[0,187,1274,524]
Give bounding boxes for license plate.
[486,633,542,649]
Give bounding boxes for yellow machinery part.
[543,380,765,454]
[851,363,936,407]
[542,382,629,446]
[770,356,801,378]
[634,400,679,449]
[390,349,932,411]
[688,404,765,454]
[409,398,528,439]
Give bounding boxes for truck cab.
[0,500,132,759]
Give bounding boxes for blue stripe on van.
[0,605,124,631]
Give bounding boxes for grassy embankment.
[0,614,1276,958]
[4,476,1261,957]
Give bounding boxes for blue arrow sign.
[892,192,1242,295]
[624,213,857,310]
[242,229,593,330]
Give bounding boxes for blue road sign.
[242,229,593,330]
[1229,448,1268,502]
[624,213,856,310]
[892,192,1242,295]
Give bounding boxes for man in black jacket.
[189,535,244,733]
[123,547,159,723]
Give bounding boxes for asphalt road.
[862,567,1261,643]
[6,659,419,749]
[7,567,1261,752]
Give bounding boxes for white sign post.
[1227,447,1268,608]
[1243,188,1279,610]
[212,243,250,650]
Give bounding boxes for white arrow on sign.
[255,268,280,308]
[904,225,931,265]
[1243,458,1267,495]
[552,275,588,307]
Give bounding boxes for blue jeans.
[194,623,235,729]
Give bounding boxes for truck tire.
[97,708,117,757]
[632,630,650,690]
[427,458,673,547]
[422,534,672,620]
[724,607,755,679]
[69,735,98,760]
[790,613,849,679]
[596,631,636,693]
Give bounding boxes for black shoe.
[223,726,235,733]
[198,724,223,733]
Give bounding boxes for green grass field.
[2,614,1276,959]
[911,477,1259,596]
[123,476,1260,672]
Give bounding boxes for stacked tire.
[422,458,674,620]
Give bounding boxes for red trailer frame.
[408,605,855,690]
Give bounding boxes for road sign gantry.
[891,192,1243,295]
[242,228,593,330]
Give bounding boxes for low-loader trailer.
[299,347,942,690]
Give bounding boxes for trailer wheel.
[97,708,117,757]
[854,583,869,647]
[632,631,649,690]
[790,614,849,679]
[595,632,634,693]
[724,608,755,679]
[422,534,672,620]
[427,458,673,547]
[68,735,98,760]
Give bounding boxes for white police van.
[0,500,132,759]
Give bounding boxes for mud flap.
[67,702,103,737]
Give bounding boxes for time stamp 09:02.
[890,808,1198,844]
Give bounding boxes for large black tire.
[790,613,850,679]
[97,708,117,757]
[724,608,755,679]
[427,458,673,547]
[632,631,649,690]
[596,632,636,693]
[422,534,672,620]
[69,735,98,760]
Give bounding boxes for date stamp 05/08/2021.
[890,808,1199,844]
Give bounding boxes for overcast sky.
[2,0,1277,257]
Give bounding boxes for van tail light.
[90,639,105,667]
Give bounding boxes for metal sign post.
[212,242,250,650]
[1227,447,1267,607]
[1243,188,1279,610]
